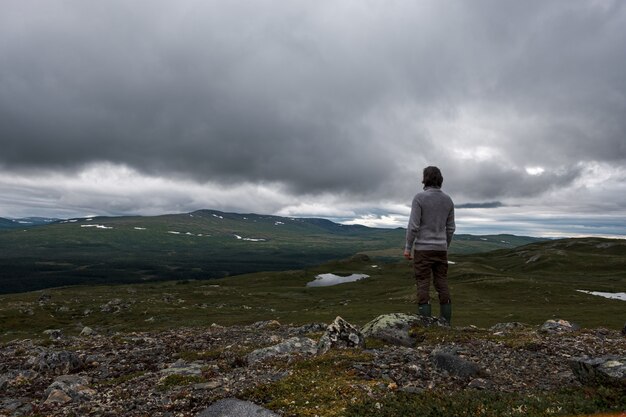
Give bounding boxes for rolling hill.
[0,237,624,343]
[0,209,544,294]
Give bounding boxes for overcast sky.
[1,1,625,237]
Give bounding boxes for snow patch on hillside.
[81,224,112,229]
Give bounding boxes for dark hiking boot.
[440,303,452,325]
[418,303,431,317]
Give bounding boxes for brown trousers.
[413,250,451,305]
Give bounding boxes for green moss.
[245,350,376,417]
[157,374,205,391]
[97,371,146,387]
[345,386,626,417]
[175,348,223,362]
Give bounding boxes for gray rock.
[293,323,328,335]
[44,375,95,404]
[569,356,626,386]
[361,313,447,347]
[251,320,281,329]
[160,359,205,376]
[29,350,83,375]
[468,378,493,390]
[80,326,95,336]
[196,398,279,417]
[432,351,482,379]
[0,398,31,414]
[539,319,580,334]
[490,322,527,333]
[317,316,365,354]
[247,337,318,364]
[43,329,63,340]
[100,298,128,313]
[38,292,51,305]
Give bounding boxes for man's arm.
[446,205,455,248]
[404,196,421,259]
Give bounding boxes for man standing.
[403,166,455,324]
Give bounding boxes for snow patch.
[212,214,224,219]
[134,227,146,230]
[167,231,181,235]
[274,221,284,225]
[577,290,626,301]
[233,234,265,242]
[81,224,112,229]
[307,273,369,287]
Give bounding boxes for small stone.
[160,360,205,376]
[539,319,580,334]
[43,329,63,340]
[490,322,526,333]
[468,378,493,390]
[80,326,95,336]
[193,380,222,390]
[43,389,72,405]
[432,350,482,379]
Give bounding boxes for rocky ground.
[1,316,625,417]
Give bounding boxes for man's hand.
[403,249,412,260]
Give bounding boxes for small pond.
[307,273,370,287]
[577,290,626,301]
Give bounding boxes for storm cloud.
[1,1,625,236]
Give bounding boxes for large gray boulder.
[569,356,626,386]
[196,398,278,417]
[44,375,95,405]
[317,316,365,354]
[246,337,318,364]
[28,350,83,375]
[362,313,447,347]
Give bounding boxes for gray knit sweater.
[405,186,455,251]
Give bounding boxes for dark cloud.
[456,202,504,209]
[1,0,625,207]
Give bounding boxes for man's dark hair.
[422,166,443,188]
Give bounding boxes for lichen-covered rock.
[247,337,317,364]
[317,316,365,354]
[432,350,482,379]
[80,326,95,337]
[196,398,279,417]
[569,356,626,386]
[29,350,83,375]
[160,359,205,376]
[43,329,63,340]
[44,375,95,404]
[490,322,527,333]
[362,313,447,347]
[539,319,580,334]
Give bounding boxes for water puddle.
[307,273,369,287]
[576,290,626,301]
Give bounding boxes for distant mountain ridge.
[0,208,546,294]
[0,217,58,229]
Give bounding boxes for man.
[403,166,455,324]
